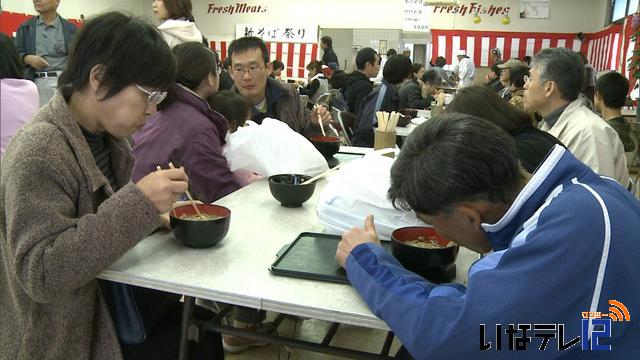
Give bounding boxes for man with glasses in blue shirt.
[228,36,332,136]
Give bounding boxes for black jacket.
[352,80,400,147]
[485,77,504,93]
[342,71,373,114]
[399,79,428,110]
[322,47,339,68]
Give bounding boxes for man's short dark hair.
[386,49,398,57]
[321,36,332,48]
[531,48,584,101]
[329,69,347,89]
[389,113,523,215]
[383,54,412,84]
[58,12,176,101]
[509,66,529,88]
[421,69,438,85]
[271,59,284,71]
[595,71,629,109]
[355,47,378,71]
[228,36,269,65]
[435,56,447,68]
[0,33,24,79]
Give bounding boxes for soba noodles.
[178,214,222,221]
[405,236,455,249]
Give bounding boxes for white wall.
[428,0,608,33]
[5,0,609,36]
[3,0,144,19]
[166,0,609,39]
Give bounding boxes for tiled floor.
[226,313,402,360]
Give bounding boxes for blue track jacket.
[346,146,640,359]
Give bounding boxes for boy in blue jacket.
[336,113,640,359]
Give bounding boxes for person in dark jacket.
[446,85,564,173]
[484,63,504,93]
[342,47,380,113]
[227,36,331,137]
[269,59,284,79]
[352,54,412,147]
[594,71,636,153]
[14,0,78,105]
[399,62,429,109]
[218,57,234,90]
[321,36,339,69]
[132,42,241,203]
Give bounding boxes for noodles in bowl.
[391,227,459,283]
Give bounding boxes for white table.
[99,152,479,353]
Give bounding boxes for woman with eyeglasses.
[0,12,226,360]
[152,0,206,48]
[132,42,242,205]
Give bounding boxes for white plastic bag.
[223,118,329,176]
[316,152,424,239]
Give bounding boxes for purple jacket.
[132,85,240,203]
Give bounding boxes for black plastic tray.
[270,232,390,284]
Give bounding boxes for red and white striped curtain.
[431,25,623,71]
[583,24,623,72]
[210,40,319,79]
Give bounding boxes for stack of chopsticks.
[376,111,400,132]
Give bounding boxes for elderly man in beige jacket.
[524,47,629,187]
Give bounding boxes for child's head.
[208,90,252,132]
[594,71,629,111]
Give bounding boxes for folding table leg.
[179,296,196,360]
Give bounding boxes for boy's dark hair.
[58,12,176,101]
[445,85,533,136]
[389,113,523,216]
[383,54,412,84]
[421,69,438,85]
[159,42,218,110]
[329,69,347,89]
[509,66,529,89]
[228,36,269,65]
[0,33,24,79]
[595,71,629,108]
[321,36,332,48]
[163,0,195,22]
[208,90,252,130]
[355,47,378,71]
[435,56,447,68]
[386,49,398,57]
[271,59,284,71]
